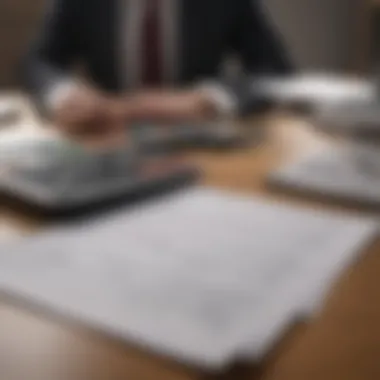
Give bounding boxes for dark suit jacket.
[24,0,293,114]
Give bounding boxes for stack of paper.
[268,148,380,206]
[255,73,375,108]
[0,188,377,369]
[315,102,380,129]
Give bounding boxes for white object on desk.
[0,100,21,125]
[316,103,380,128]
[255,73,375,107]
[0,95,37,129]
[0,130,133,173]
[0,129,64,171]
[0,188,376,368]
[268,147,380,205]
[0,221,23,243]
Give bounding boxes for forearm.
[114,90,219,124]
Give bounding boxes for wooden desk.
[1,98,380,380]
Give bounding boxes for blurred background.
[0,0,376,89]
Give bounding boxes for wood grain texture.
[1,98,380,380]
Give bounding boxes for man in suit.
[24,0,292,141]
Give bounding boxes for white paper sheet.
[0,188,377,368]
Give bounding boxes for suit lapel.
[179,0,231,83]
[109,0,124,91]
[179,0,216,83]
[179,0,197,83]
[123,0,147,89]
[91,0,226,89]
[87,0,121,91]
[162,0,180,85]
[95,0,144,91]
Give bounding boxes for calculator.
[0,133,198,215]
[133,122,247,153]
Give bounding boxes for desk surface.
[1,97,380,380]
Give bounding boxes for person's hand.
[54,85,104,125]
[124,90,218,123]
[53,86,128,146]
[143,90,217,122]
[78,122,130,150]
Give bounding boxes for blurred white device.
[267,147,380,206]
[255,73,375,108]
[312,97,380,177]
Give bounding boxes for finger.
[57,115,100,137]
[68,123,127,150]
[57,105,103,127]
[87,125,127,148]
